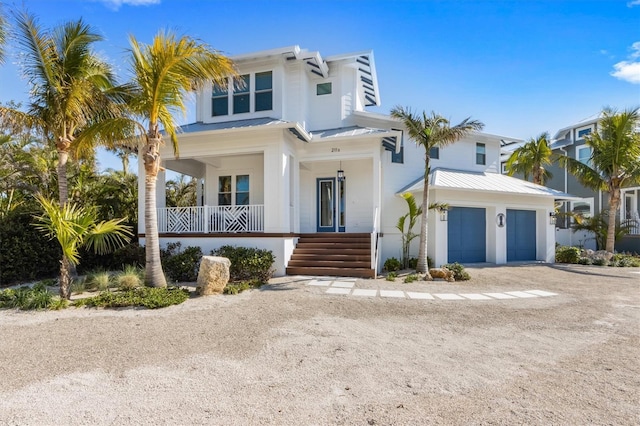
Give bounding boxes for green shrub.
[223,279,262,295]
[116,266,143,290]
[385,272,397,281]
[74,287,189,309]
[85,271,113,291]
[442,262,471,281]
[211,246,275,283]
[404,273,419,283]
[592,257,609,266]
[71,278,87,295]
[556,246,581,264]
[162,243,202,282]
[0,284,60,310]
[384,257,401,272]
[578,257,593,265]
[610,254,640,267]
[79,242,146,274]
[0,208,60,286]
[407,257,418,269]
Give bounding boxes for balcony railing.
[627,212,639,235]
[157,205,264,233]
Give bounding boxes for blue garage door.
[507,209,536,261]
[448,207,486,263]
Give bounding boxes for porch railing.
[157,205,264,233]
[627,212,640,235]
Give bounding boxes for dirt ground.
[0,264,638,425]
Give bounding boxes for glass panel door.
[317,178,335,232]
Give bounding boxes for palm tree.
[0,12,122,205]
[166,174,198,207]
[505,132,553,185]
[81,31,236,287]
[391,106,484,277]
[34,195,132,299]
[0,3,7,64]
[559,107,640,253]
[0,11,126,284]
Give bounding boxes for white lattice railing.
[157,205,264,233]
[627,212,640,235]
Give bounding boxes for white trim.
[576,145,592,166]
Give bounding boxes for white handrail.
[371,206,379,276]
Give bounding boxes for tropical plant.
[33,195,132,299]
[79,31,236,287]
[166,174,198,207]
[0,3,6,64]
[558,107,640,252]
[571,212,635,250]
[396,192,422,268]
[0,11,125,207]
[505,132,553,185]
[391,106,484,277]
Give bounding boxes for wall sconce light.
[438,206,448,221]
[337,161,345,181]
[549,212,557,225]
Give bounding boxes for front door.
[317,178,335,232]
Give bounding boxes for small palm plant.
[33,195,132,299]
[396,193,422,269]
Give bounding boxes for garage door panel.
[507,209,536,261]
[448,207,486,263]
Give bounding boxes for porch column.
[263,145,289,233]
[372,148,382,231]
[156,169,166,209]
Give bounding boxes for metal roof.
[397,168,578,200]
[178,118,289,133]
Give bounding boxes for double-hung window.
[255,71,272,111]
[577,146,592,167]
[233,75,250,114]
[476,143,486,165]
[218,175,250,206]
[211,84,229,117]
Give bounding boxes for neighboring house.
[138,45,574,277]
[544,117,640,252]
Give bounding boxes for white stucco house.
[137,45,574,278]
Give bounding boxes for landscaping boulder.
[429,267,455,282]
[196,256,231,296]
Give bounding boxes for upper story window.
[577,145,592,167]
[212,71,273,117]
[576,126,593,140]
[211,84,229,117]
[233,75,250,114]
[255,71,273,111]
[317,82,332,95]
[476,143,486,165]
[429,147,439,159]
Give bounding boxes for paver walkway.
[304,277,558,300]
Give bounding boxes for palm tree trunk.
[418,156,432,278]
[606,188,621,253]
[59,255,71,299]
[56,139,78,280]
[143,136,167,288]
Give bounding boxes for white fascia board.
[231,45,301,62]
[310,129,399,144]
[302,51,329,78]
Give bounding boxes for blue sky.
[1,0,639,171]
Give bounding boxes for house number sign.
[331,147,341,152]
[496,213,505,227]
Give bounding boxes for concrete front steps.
[286,233,375,278]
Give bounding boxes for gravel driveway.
[0,264,638,425]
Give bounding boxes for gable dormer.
[195,46,380,132]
